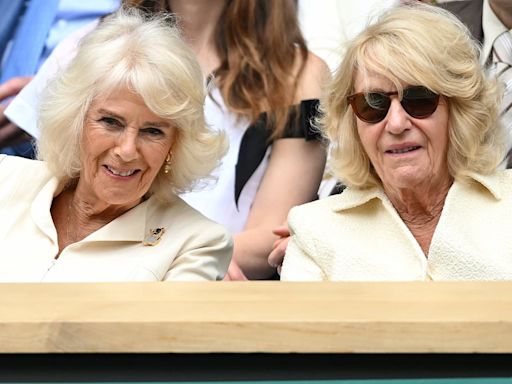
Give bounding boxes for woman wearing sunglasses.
[280,3,512,281]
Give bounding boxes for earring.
[164,152,172,174]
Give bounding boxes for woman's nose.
[114,129,139,162]
[385,98,411,135]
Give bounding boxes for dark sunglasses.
[347,86,440,124]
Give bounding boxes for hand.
[0,76,32,102]
[268,225,291,275]
[223,260,248,281]
[0,76,33,148]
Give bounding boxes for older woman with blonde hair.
[0,9,232,281]
[5,0,330,281]
[280,3,512,281]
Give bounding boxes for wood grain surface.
[0,281,511,353]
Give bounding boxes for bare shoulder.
[294,50,332,102]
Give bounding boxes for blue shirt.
[39,0,120,68]
[1,0,119,74]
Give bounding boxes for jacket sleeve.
[280,206,326,281]
[163,225,233,281]
[280,236,326,281]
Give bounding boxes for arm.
[230,52,331,280]
[164,225,233,281]
[268,224,291,275]
[232,139,326,279]
[280,205,325,281]
[280,234,325,281]
[0,77,32,148]
[4,21,98,139]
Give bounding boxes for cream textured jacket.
[281,170,512,281]
[0,155,233,282]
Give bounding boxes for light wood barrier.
[1,281,512,353]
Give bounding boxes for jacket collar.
[85,199,148,242]
[329,171,504,213]
[31,175,149,243]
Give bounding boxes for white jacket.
[0,155,232,282]
[281,170,512,281]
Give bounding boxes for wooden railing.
[1,281,511,353]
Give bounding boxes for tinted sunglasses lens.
[352,93,390,123]
[402,86,439,118]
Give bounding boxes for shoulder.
[499,169,512,190]
[0,155,51,180]
[288,187,381,237]
[462,170,512,200]
[288,194,340,232]
[489,170,512,202]
[294,50,332,102]
[0,156,55,204]
[285,195,342,276]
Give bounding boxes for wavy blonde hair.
[321,3,505,188]
[37,8,227,201]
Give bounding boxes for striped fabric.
[491,31,512,167]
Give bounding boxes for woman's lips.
[385,145,421,154]
[103,164,140,177]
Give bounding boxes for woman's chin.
[93,188,144,208]
[381,166,434,191]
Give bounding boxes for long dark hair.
[123,0,309,138]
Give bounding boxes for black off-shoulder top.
[235,99,322,205]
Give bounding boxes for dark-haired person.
[280,4,512,281]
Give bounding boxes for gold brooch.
[143,228,165,246]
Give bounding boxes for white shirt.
[5,20,96,138]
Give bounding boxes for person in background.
[0,9,232,282]
[297,0,396,74]
[280,3,512,281]
[437,0,512,167]
[5,0,331,280]
[0,0,120,157]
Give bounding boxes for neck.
[168,0,224,54]
[70,179,140,227]
[383,174,453,256]
[489,0,512,30]
[384,173,453,228]
[52,180,141,255]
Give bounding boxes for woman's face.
[79,88,176,208]
[353,70,450,191]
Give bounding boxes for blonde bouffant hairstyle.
[37,8,228,201]
[321,3,505,189]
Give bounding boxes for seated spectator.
[270,0,512,272]
[0,9,231,282]
[280,3,512,281]
[430,0,512,166]
[5,0,331,281]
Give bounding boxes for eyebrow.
[96,108,172,128]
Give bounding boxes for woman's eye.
[100,117,122,127]
[366,94,387,110]
[141,127,164,136]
